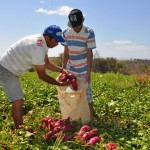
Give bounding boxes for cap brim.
[55,36,65,43]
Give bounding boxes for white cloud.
[100,40,150,59]
[40,0,46,3]
[36,8,56,15]
[35,6,73,16]
[113,40,132,45]
[115,45,149,51]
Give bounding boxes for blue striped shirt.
[63,26,96,74]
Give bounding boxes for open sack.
[56,77,90,125]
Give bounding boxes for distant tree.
[58,53,63,67]
[106,57,118,73]
[140,64,150,74]
[92,58,109,73]
[92,57,124,74]
[116,62,124,74]
[49,53,62,67]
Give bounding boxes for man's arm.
[34,63,69,86]
[62,46,69,69]
[86,49,93,82]
[44,54,62,72]
[34,64,60,85]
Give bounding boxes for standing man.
[0,25,70,129]
[62,9,96,127]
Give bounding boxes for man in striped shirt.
[62,9,96,127]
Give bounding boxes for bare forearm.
[44,54,62,72]
[87,50,93,75]
[38,73,61,85]
[62,46,69,69]
[34,64,69,86]
[45,63,62,72]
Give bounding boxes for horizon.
[48,54,150,61]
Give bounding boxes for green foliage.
[92,57,124,74]
[0,72,150,149]
[92,73,150,149]
[92,58,150,75]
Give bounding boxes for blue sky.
[0,0,150,59]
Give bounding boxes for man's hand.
[61,68,69,74]
[59,79,71,86]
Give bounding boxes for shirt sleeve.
[31,39,46,65]
[62,29,68,46]
[87,29,96,50]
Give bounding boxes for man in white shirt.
[0,25,70,129]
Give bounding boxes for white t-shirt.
[0,34,48,77]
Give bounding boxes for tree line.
[92,57,150,75]
[29,56,150,75]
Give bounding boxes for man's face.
[72,24,82,33]
[46,36,58,48]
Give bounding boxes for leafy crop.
[0,72,150,149]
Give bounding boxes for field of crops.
[0,72,150,150]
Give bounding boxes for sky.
[0,0,150,60]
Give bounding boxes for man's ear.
[44,35,53,41]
